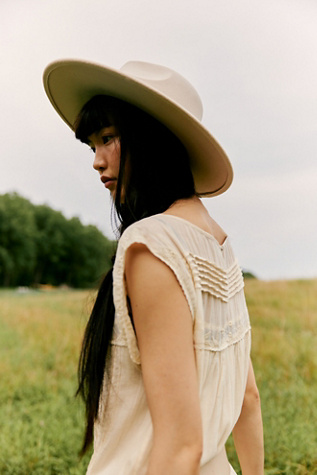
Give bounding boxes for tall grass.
[0,279,316,474]
[227,279,317,474]
[0,290,93,474]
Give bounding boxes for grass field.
[0,279,316,474]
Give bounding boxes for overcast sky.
[1,0,316,280]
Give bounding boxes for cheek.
[113,143,121,174]
[115,151,121,174]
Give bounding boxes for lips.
[100,175,116,190]
[101,175,112,184]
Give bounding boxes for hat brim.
[43,59,233,196]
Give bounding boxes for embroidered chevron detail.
[188,254,244,302]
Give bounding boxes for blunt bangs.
[74,95,116,144]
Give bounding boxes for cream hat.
[43,59,233,196]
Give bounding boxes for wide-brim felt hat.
[43,59,233,196]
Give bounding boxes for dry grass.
[0,280,316,474]
[227,279,317,474]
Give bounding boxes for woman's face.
[88,127,121,199]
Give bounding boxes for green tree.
[0,193,37,286]
[0,193,115,288]
[33,204,72,285]
[66,220,114,287]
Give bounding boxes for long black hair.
[75,95,196,454]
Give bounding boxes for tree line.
[0,193,115,288]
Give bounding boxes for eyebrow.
[87,126,117,144]
[100,126,116,134]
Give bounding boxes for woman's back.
[87,208,251,474]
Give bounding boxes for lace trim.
[188,253,244,302]
[110,326,251,352]
[195,313,251,351]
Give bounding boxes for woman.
[43,60,264,474]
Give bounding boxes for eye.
[102,134,115,145]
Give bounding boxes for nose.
[93,146,107,172]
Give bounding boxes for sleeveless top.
[86,214,251,475]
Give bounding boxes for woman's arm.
[232,358,264,475]
[125,243,203,475]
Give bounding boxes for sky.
[0,0,316,280]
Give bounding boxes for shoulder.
[122,214,168,235]
[118,214,175,251]
[115,214,193,282]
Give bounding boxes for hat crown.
[120,61,203,121]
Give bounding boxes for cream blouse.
[87,214,251,475]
